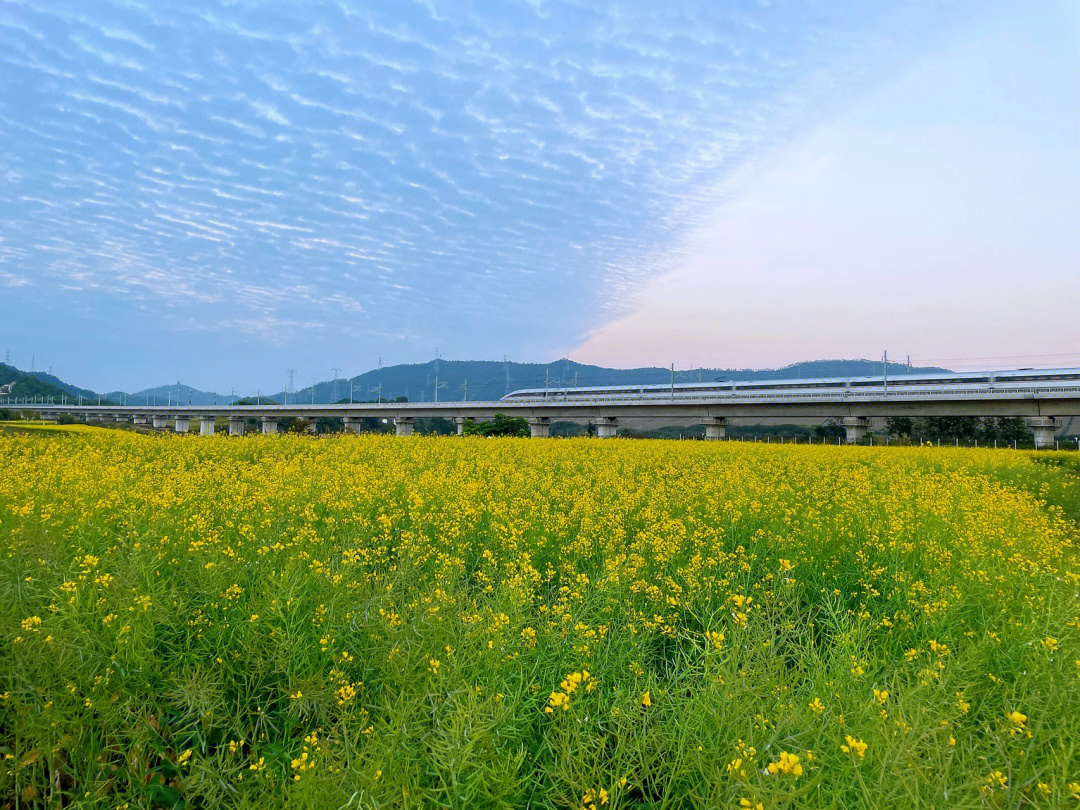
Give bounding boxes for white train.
[501,367,1080,401]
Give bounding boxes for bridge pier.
[228,416,245,436]
[528,416,551,438]
[394,416,414,437]
[261,416,279,435]
[843,416,870,445]
[152,415,167,429]
[342,416,361,434]
[702,417,726,440]
[595,416,619,439]
[200,417,216,436]
[1027,417,1057,450]
[455,416,474,436]
[133,415,147,426]
[174,416,190,434]
[113,413,128,424]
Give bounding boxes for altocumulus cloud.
[0,0,994,389]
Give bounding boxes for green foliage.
[461,412,529,437]
[550,421,587,437]
[416,417,456,436]
[885,416,913,437]
[910,416,1033,444]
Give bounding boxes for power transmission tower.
[461,378,468,402]
[503,355,511,396]
[331,368,342,403]
[286,369,296,405]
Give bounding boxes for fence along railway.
[6,367,1080,448]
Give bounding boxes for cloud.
[249,100,290,126]
[0,0,1021,390]
[573,5,1080,370]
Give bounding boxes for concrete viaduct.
[12,383,1080,448]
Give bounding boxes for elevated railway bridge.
[7,367,1080,448]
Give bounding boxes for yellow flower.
[336,683,357,705]
[1005,710,1026,726]
[641,691,652,707]
[809,697,824,713]
[983,770,1007,792]
[545,691,570,713]
[766,751,802,776]
[873,688,889,704]
[841,736,867,758]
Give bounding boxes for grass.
[1,429,1079,808]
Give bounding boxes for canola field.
[2,428,1080,808]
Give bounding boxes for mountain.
[27,369,100,401]
[285,358,953,404]
[0,363,110,404]
[2,358,954,408]
[104,384,240,407]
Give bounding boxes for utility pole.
[883,350,888,396]
[286,369,296,406]
[434,376,447,402]
[671,363,675,398]
[461,378,468,402]
[370,382,382,404]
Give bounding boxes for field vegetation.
[1,428,1079,808]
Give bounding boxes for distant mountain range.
[102,384,241,407]
[3,358,951,407]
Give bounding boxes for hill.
[0,363,109,404]
[287,358,952,404]
[103,384,240,407]
[2,358,954,407]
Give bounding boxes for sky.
[1,1,1077,393]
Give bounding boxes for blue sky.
[1,1,1077,393]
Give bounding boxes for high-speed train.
[501,367,1080,401]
